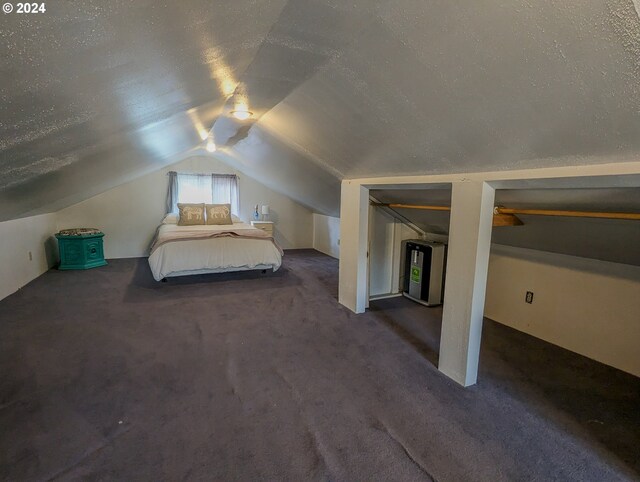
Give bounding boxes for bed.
[148,217,283,281]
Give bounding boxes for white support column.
[338,181,369,314]
[439,181,495,386]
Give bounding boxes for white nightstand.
[251,220,274,236]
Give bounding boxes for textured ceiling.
[0,0,290,220]
[2,0,640,221]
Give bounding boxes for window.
[167,172,239,215]
[177,174,214,204]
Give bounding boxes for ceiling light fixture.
[206,139,216,152]
[230,109,253,121]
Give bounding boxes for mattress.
[148,222,283,281]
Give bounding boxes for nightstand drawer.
[251,221,274,235]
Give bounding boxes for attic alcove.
[348,170,640,385]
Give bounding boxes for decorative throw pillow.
[205,203,233,225]
[177,203,206,226]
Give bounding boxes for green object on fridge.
[55,228,107,270]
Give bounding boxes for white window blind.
[211,175,240,215]
[177,174,213,204]
[174,173,239,214]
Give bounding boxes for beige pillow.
[205,203,233,225]
[177,203,205,226]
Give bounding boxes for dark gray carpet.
[0,249,638,481]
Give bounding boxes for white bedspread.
[148,222,282,281]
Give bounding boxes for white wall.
[312,214,340,259]
[0,213,58,301]
[485,245,640,377]
[368,208,396,296]
[57,156,314,258]
[368,209,421,298]
[368,208,425,297]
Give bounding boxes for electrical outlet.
[28,251,33,261]
[525,291,534,304]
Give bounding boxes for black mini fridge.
[402,240,445,306]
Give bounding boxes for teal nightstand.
[56,228,107,270]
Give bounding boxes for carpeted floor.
[0,250,638,481]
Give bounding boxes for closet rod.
[371,203,640,220]
[494,207,640,221]
[371,203,451,212]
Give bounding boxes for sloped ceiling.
[0,0,290,220]
[2,0,640,222]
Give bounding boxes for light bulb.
[231,110,252,120]
[206,139,216,152]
